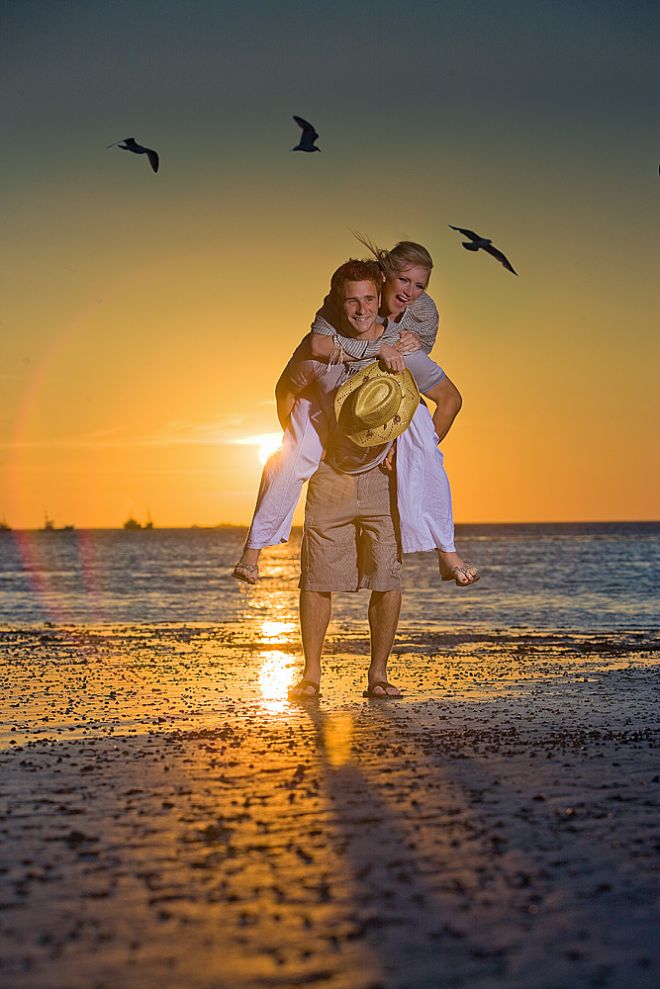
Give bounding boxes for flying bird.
[292,116,320,152]
[107,137,159,173]
[449,225,517,275]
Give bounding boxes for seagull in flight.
[292,116,321,152]
[449,225,517,275]
[107,137,159,173]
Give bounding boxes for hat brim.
[334,361,420,448]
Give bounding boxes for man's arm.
[274,338,318,430]
[275,373,299,430]
[423,375,462,443]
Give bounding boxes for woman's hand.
[378,342,406,372]
[395,330,422,354]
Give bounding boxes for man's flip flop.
[363,680,402,698]
[232,563,259,585]
[288,678,321,700]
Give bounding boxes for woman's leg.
[234,396,327,581]
[396,403,479,585]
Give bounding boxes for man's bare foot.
[438,550,480,586]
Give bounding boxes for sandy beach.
[1,621,658,989]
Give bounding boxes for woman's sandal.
[363,680,402,698]
[442,562,480,587]
[232,563,259,585]
[288,678,321,700]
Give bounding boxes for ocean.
[0,523,658,632]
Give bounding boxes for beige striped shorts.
[300,461,401,592]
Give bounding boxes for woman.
[233,240,479,586]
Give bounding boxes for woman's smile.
[382,263,431,318]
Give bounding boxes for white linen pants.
[244,397,455,554]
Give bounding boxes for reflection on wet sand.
[322,711,355,768]
[1,623,658,988]
[258,649,295,715]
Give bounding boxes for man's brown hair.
[329,259,383,303]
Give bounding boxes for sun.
[258,433,283,465]
[232,432,283,466]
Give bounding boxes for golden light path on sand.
[257,618,298,714]
[255,616,356,765]
[258,650,295,715]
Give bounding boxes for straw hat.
[334,361,420,448]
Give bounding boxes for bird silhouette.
[292,116,321,152]
[449,225,517,275]
[107,137,159,173]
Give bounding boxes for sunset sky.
[1,0,658,528]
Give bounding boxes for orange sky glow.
[1,2,658,528]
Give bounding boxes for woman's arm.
[310,312,370,360]
[310,311,406,371]
[310,331,405,372]
[401,293,439,354]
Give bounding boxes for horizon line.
[2,519,660,533]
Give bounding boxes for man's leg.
[290,590,332,697]
[367,588,402,696]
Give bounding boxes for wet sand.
[1,622,658,989]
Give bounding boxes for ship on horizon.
[123,514,154,530]
[40,513,74,532]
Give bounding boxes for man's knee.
[300,590,332,604]
[300,590,332,617]
[369,589,402,608]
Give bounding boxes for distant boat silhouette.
[40,513,75,532]
[123,516,155,530]
[0,518,11,532]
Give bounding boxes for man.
[277,260,454,699]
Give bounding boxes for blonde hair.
[353,232,433,280]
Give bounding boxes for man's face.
[338,280,380,337]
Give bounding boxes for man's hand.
[394,330,422,354]
[379,443,396,473]
[378,342,406,372]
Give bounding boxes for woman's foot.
[438,551,480,586]
[232,548,261,584]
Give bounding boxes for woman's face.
[381,264,431,319]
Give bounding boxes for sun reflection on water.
[259,619,297,643]
[258,650,295,714]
